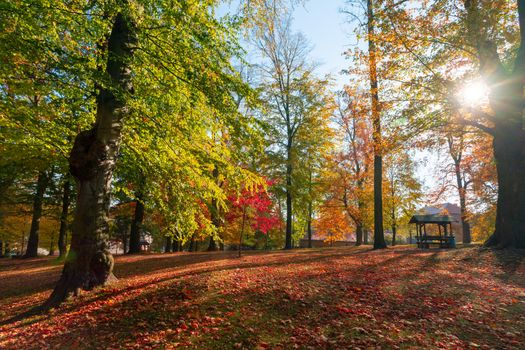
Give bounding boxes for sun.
[457,79,489,107]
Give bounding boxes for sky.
[291,2,353,89]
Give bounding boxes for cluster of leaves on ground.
[0,246,524,349]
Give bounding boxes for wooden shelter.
[409,215,457,249]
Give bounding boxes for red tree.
[226,180,281,257]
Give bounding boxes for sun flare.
[457,80,489,107]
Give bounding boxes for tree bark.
[456,175,472,244]
[239,207,246,258]
[207,198,219,251]
[285,148,293,249]
[208,166,221,251]
[43,12,137,308]
[307,201,313,248]
[189,235,195,252]
[58,178,71,258]
[355,224,363,246]
[24,171,50,258]
[485,126,525,248]
[447,133,472,244]
[128,194,145,254]
[0,241,3,257]
[367,0,386,250]
[392,225,397,246]
[165,236,172,253]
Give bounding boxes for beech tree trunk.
[207,199,219,251]
[457,181,471,244]
[43,13,137,308]
[58,178,71,258]
[208,166,221,251]
[24,171,50,258]
[355,224,363,246]
[285,148,293,249]
[165,236,172,253]
[367,0,386,250]
[307,201,313,248]
[392,225,397,246]
[486,127,525,248]
[189,235,195,252]
[128,194,145,254]
[239,208,246,258]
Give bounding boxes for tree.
[128,175,145,254]
[383,150,422,245]
[225,181,281,257]
[325,90,374,246]
[366,0,387,249]
[344,0,387,248]
[57,176,72,258]
[24,170,52,257]
[445,128,472,244]
[255,10,331,249]
[44,10,138,307]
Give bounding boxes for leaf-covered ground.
[0,246,524,349]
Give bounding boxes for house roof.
[409,214,458,224]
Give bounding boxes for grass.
[0,246,524,349]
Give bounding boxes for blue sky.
[292,2,354,89]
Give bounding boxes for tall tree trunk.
[448,133,472,245]
[0,241,3,257]
[128,193,145,254]
[307,201,313,248]
[207,198,219,251]
[44,12,137,308]
[239,207,246,258]
[457,181,471,244]
[485,127,525,248]
[189,235,195,252]
[355,224,363,246]
[58,178,71,258]
[367,0,386,250]
[208,166,220,251]
[364,229,369,244]
[165,236,173,253]
[285,148,293,249]
[24,171,50,258]
[392,225,396,246]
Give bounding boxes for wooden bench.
[416,235,456,249]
